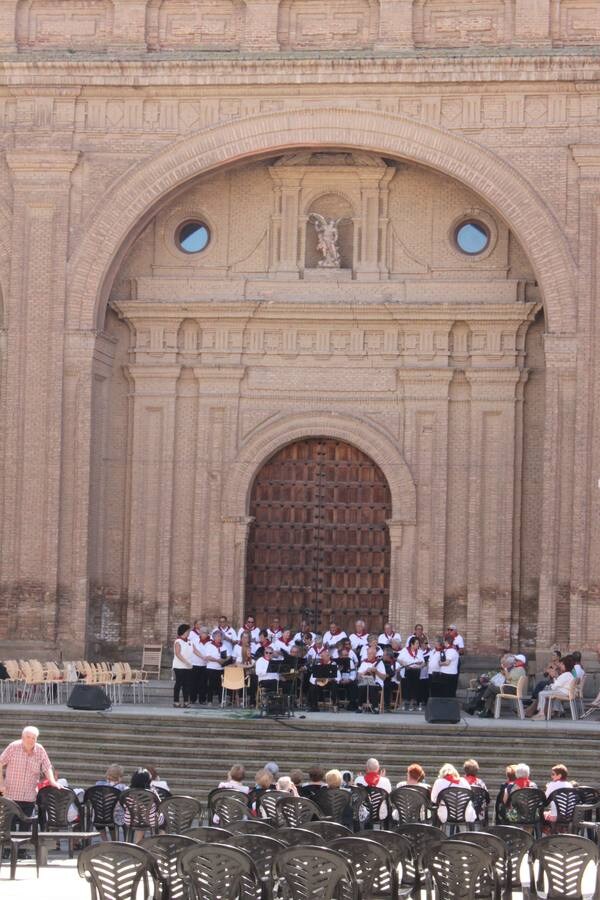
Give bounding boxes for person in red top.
[0,726,61,818]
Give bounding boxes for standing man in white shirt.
[204,633,226,704]
[238,615,260,655]
[378,623,402,648]
[323,622,348,658]
[212,616,238,655]
[349,619,370,660]
[188,622,209,705]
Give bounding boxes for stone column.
[222,515,255,624]
[0,1,17,51]
[374,0,414,49]
[268,170,302,277]
[125,365,181,644]
[242,0,281,50]
[536,336,578,652]
[0,150,78,645]
[190,366,245,622]
[464,369,521,652]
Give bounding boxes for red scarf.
[365,772,381,787]
[514,777,530,790]
[444,775,461,785]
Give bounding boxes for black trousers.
[358,683,381,708]
[429,673,456,698]
[190,666,207,704]
[309,682,338,710]
[337,680,358,709]
[206,668,222,702]
[174,668,192,703]
[403,669,421,703]
[13,801,35,832]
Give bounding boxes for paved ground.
[0,858,87,900]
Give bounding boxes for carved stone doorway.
[245,437,391,634]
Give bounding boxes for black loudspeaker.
[67,684,111,711]
[425,697,461,724]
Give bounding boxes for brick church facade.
[0,1,598,662]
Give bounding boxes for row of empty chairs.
[0,658,148,704]
[76,825,600,899]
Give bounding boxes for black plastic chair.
[578,787,600,807]
[211,795,249,826]
[158,795,203,833]
[178,842,262,900]
[141,834,199,900]
[332,835,399,898]
[84,785,122,839]
[429,839,496,900]
[152,786,172,803]
[530,834,599,898]
[275,826,325,846]
[208,787,249,812]
[275,796,322,827]
[37,785,83,856]
[303,820,353,841]
[488,824,534,894]
[273,844,360,900]
[256,790,290,822]
[315,788,353,828]
[435,787,475,835]
[447,832,506,898]
[228,818,275,835]
[390,786,432,825]
[396,823,445,894]
[545,787,582,833]
[229,833,286,899]
[119,789,161,843]
[365,786,390,829]
[0,796,40,880]
[78,841,160,900]
[363,829,414,881]
[348,784,369,830]
[183,825,233,842]
[507,787,547,837]
[471,786,491,827]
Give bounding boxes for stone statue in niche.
[308,213,350,268]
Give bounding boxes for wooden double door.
[245,437,391,635]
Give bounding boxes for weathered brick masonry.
[0,0,598,664]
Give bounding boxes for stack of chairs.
[0,658,148,704]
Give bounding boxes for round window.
[455,220,490,256]
[177,221,210,254]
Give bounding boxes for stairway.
[1,705,599,804]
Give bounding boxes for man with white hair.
[0,726,60,818]
[355,758,392,793]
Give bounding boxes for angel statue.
[308,213,349,268]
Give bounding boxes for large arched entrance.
[245,437,392,634]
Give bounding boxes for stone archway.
[67,106,576,335]
[219,411,417,634]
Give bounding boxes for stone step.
[2,706,599,804]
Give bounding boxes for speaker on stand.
[67,684,111,711]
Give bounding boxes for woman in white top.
[532,656,576,719]
[218,764,250,794]
[397,637,426,711]
[430,764,476,824]
[172,623,194,708]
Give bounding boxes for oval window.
[177,221,210,254]
[455,220,490,256]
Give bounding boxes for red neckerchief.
[200,635,210,644]
[514,777,530,789]
[210,641,220,649]
[365,772,380,787]
[409,647,417,658]
[465,774,478,785]
[445,775,461,785]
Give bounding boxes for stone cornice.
[1,53,600,87]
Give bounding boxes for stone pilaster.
[0,150,79,644]
[125,365,181,644]
[242,0,280,50]
[375,0,414,49]
[109,0,148,51]
[514,0,551,45]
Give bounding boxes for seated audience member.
[324,769,353,828]
[462,759,487,790]
[147,765,170,793]
[571,651,585,680]
[341,770,354,788]
[249,769,274,815]
[357,647,386,712]
[299,766,327,801]
[396,763,428,788]
[503,762,537,805]
[544,763,574,822]
[478,655,526,718]
[37,769,81,823]
[289,769,305,790]
[125,768,163,843]
[96,764,127,791]
[525,649,562,717]
[218,764,249,793]
[532,655,576,719]
[355,758,392,793]
[264,762,279,783]
[431,764,476,824]
[276,776,298,796]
